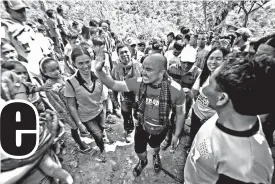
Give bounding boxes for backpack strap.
[66,78,79,109]
[66,78,75,93]
[33,77,43,86]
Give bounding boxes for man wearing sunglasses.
[1,0,45,79]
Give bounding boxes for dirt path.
[58,116,275,184]
[58,116,191,184]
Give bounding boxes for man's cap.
[5,0,29,10]
[125,37,137,46]
[236,28,252,37]
[180,53,196,63]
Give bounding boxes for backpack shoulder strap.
[66,78,75,92]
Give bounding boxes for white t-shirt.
[164,50,181,67]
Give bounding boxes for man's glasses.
[131,44,136,47]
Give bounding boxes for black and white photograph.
[1,0,275,183]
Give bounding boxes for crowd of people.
[1,0,275,183]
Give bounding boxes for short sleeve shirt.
[193,77,216,120]
[125,77,185,124]
[64,72,103,122]
[46,18,58,38]
[184,114,274,184]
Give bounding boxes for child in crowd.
[1,69,73,184]
[64,34,81,76]
[39,57,93,153]
[1,61,49,113]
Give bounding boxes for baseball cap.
[181,54,196,63]
[125,37,137,46]
[181,48,196,63]
[5,0,29,10]
[236,28,252,37]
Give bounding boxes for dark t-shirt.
[125,77,185,125]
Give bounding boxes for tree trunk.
[243,13,249,27]
[39,0,48,12]
[203,1,207,31]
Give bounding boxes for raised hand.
[94,45,106,72]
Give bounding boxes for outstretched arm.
[95,48,129,92]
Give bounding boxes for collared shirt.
[168,63,201,89]
[64,71,103,122]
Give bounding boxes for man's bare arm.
[95,53,129,92]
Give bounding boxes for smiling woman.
[187,47,229,150]
[65,46,106,162]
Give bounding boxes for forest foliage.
[1,0,275,41]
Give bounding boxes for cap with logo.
[5,0,29,10]
[125,37,137,46]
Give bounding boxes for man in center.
[95,52,186,176]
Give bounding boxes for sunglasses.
[131,44,136,47]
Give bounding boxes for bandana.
[137,72,172,126]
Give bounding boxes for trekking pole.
[160,166,184,184]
